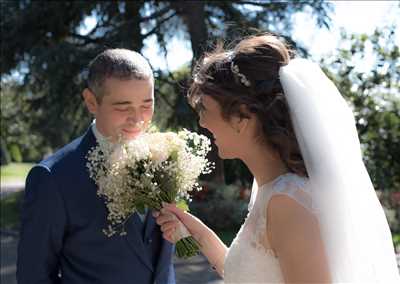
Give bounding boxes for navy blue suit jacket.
[17,128,175,284]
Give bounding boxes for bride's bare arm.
[268,195,332,283]
[154,204,227,277]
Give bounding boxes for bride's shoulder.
[268,173,314,213]
[271,173,309,193]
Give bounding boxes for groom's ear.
[82,88,98,114]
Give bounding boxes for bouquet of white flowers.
[86,129,214,258]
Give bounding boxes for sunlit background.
[1,1,399,283]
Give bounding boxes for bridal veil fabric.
[279,59,400,283]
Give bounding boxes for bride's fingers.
[164,227,176,237]
[160,221,178,233]
[164,228,178,242]
[161,204,187,220]
[163,233,175,243]
[155,211,175,225]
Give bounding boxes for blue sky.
[142,1,400,71]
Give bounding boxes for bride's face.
[198,95,242,159]
[83,77,154,141]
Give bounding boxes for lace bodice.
[224,173,313,283]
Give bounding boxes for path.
[0,232,222,284]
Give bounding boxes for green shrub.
[190,182,249,232]
[9,144,22,163]
[1,138,11,165]
[393,234,400,252]
[377,190,400,235]
[0,191,23,230]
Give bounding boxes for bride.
[154,33,400,283]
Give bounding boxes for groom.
[17,49,175,284]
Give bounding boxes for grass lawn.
[0,191,23,230]
[1,162,34,183]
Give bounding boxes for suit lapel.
[154,237,174,279]
[143,212,156,239]
[79,126,97,157]
[125,213,154,271]
[79,128,154,271]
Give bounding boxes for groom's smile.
[83,77,154,142]
[121,127,142,137]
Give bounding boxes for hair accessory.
[231,62,251,87]
[227,51,251,87]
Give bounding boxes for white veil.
[279,59,399,283]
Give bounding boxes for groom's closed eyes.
[112,99,153,112]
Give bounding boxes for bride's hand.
[153,203,203,243]
[153,206,181,243]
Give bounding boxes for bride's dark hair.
[188,33,307,177]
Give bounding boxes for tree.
[0,137,11,165]
[0,81,44,161]
[1,1,333,180]
[321,26,400,192]
[147,0,333,183]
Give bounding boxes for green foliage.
[9,144,22,163]
[321,26,400,192]
[153,66,198,131]
[0,1,332,175]
[1,138,11,165]
[377,190,400,236]
[0,191,23,230]
[224,159,253,186]
[190,182,249,231]
[216,229,237,246]
[0,81,44,162]
[393,234,400,251]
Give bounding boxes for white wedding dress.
[224,173,313,283]
[223,59,400,283]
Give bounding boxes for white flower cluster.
[86,129,214,236]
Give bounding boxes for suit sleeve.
[17,165,67,284]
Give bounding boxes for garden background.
[1,1,399,283]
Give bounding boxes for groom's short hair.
[87,49,153,102]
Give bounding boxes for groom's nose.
[127,108,143,124]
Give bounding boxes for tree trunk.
[123,1,144,51]
[171,1,208,63]
[172,1,225,183]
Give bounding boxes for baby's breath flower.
[86,129,213,257]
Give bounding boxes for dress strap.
[270,174,316,213]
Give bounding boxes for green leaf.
[136,203,146,214]
[176,200,189,211]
